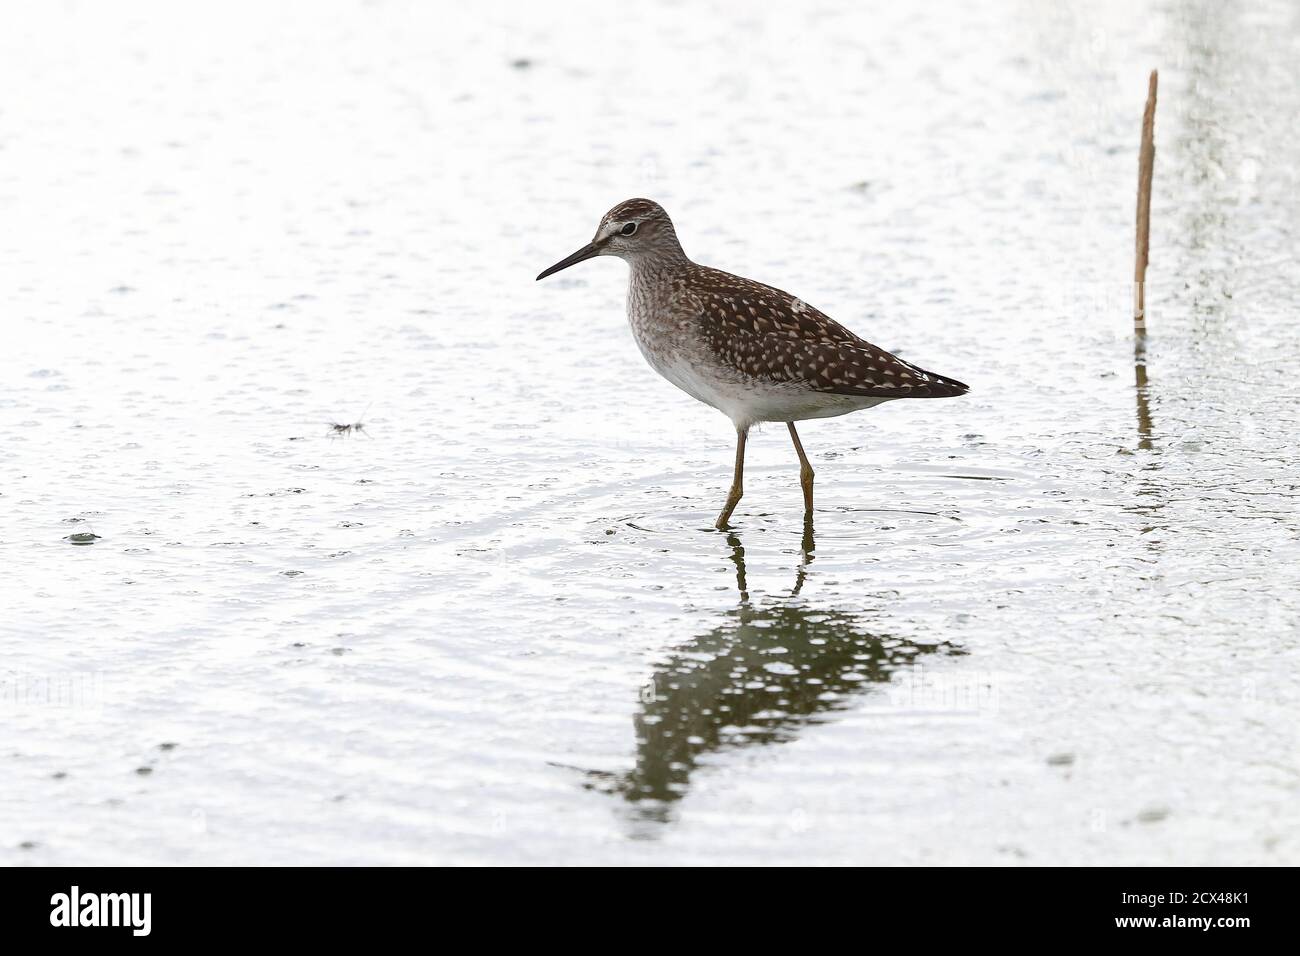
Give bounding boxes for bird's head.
[536,198,685,280]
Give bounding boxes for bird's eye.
[620,222,638,236]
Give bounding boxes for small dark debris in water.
[288,435,307,441]
[338,521,364,528]
[158,742,178,752]
[51,771,68,780]
[62,516,85,524]
[109,285,135,294]
[511,58,534,70]
[280,570,304,577]
[326,403,372,440]
[134,766,153,776]
[331,794,347,802]
[330,647,351,656]
[849,180,871,193]
[292,641,307,648]
[1046,752,1075,766]
[328,421,369,439]
[65,532,100,545]
[19,841,39,850]
[1137,806,1169,824]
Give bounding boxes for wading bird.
[537,199,968,529]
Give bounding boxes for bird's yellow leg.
[715,427,748,529]
[787,422,814,514]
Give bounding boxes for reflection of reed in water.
[1134,328,1154,451]
[580,527,961,818]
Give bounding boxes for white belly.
[633,333,891,430]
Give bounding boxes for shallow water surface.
[2,0,1298,864]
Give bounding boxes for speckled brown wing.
[688,266,969,399]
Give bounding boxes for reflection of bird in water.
[572,523,963,820]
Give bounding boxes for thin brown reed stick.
[1134,70,1158,328]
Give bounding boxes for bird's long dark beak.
[536,241,602,281]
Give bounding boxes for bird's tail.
[918,368,969,397]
